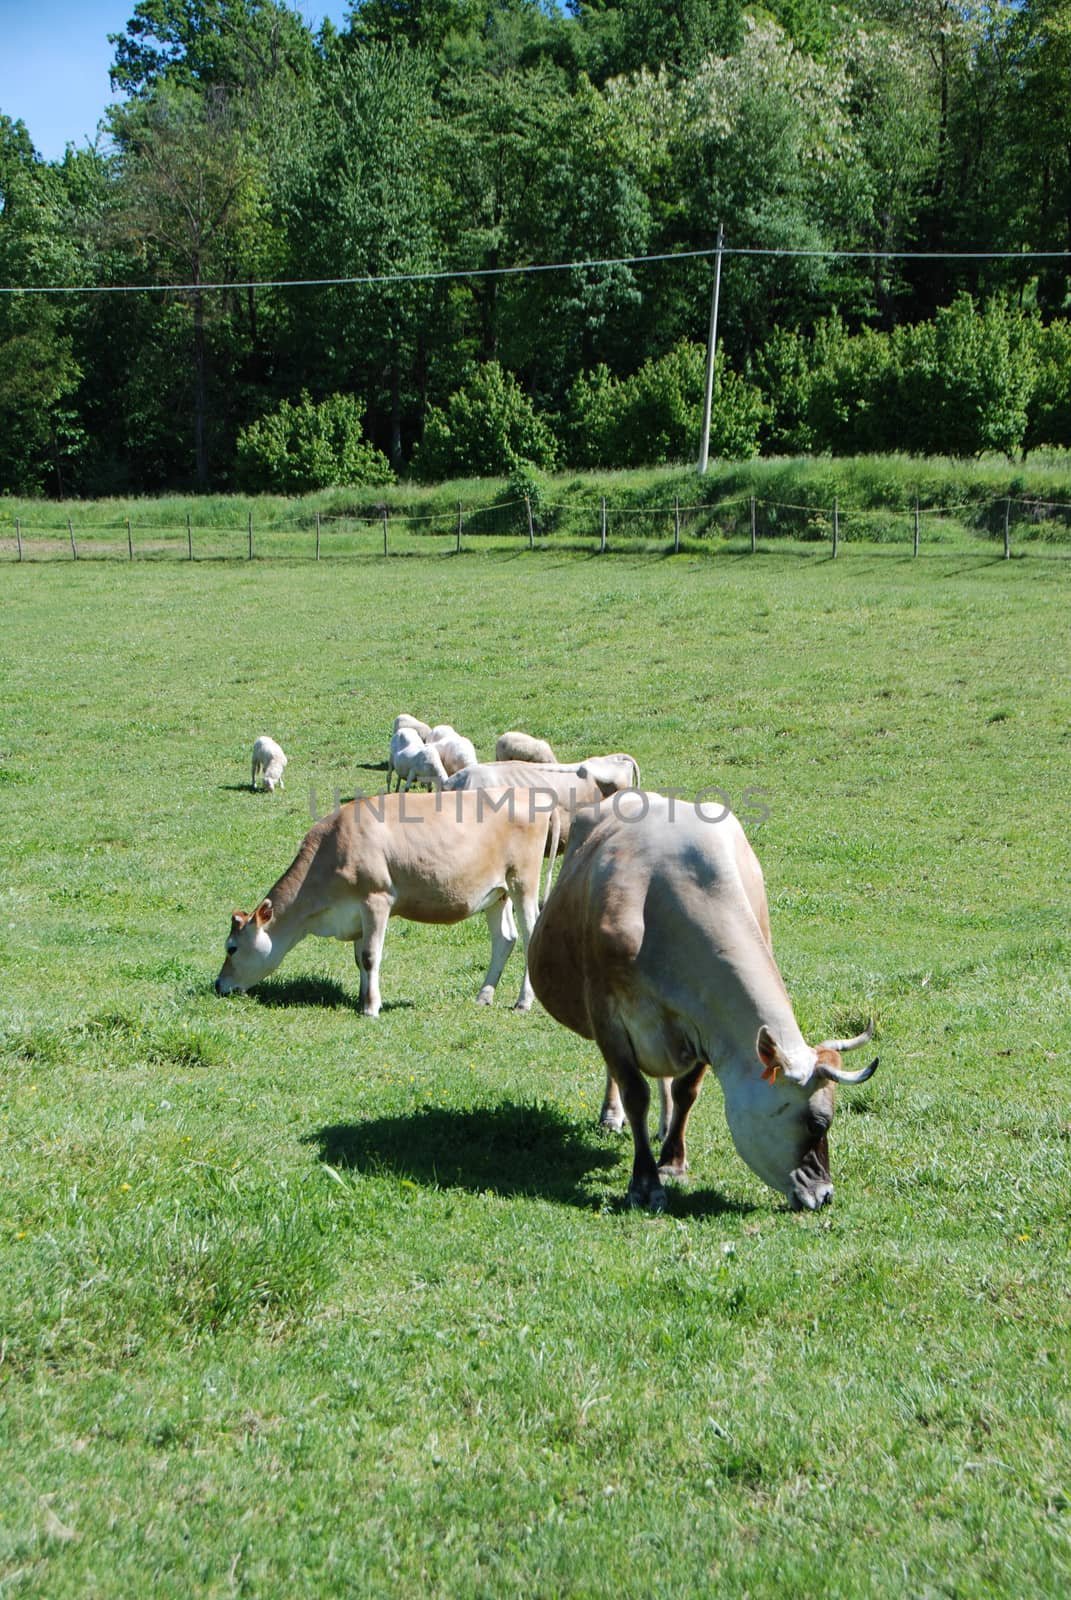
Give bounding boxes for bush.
[893,295,1035,458]
[806,320,897,455]
[506,461,548,531]
[565,342,764,467]
[1024,317,1071,454]
[412,362,558,482]
[236,392,393,494]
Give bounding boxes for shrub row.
[235,297,1071,491]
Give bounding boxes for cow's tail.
[542,808,562,908]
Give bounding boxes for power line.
[0,243,1069,297]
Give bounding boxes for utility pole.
[698,222,725,475]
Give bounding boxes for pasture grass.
[1,540,1069,1596]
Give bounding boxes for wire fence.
[6,488,1071,563]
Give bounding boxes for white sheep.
[495,730,558,765]
[251,736,288,793]
[389,727,448,792]
[392,713,432,742]
[426,724,478,777]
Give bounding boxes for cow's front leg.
[595,1020,664,1211]
[477,895,516,1005]
[601,1071,672,1141]
[357,896,391,1016]
[657,1062,707,1181]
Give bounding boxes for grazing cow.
[528,793,877,1212]
[388,727,448,792]
[496,730,558,765]
[215,789,550,1015]
[426,724,478,776]
[251,735,288,792]
[445,754,641,901]
[393,713,432,742]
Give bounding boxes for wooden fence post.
[127,518,133,561]
[248,511,253,560]
[750,495,756,554]
[600,496,607,554]
[673,496,681,554]
[913,497,920,558]
[69,518,78,560]
[187,511,193,561]
[315,511,321,561]
[382,508,389,557]
[832,497,839,559]
[15,517,22,562]
[1004,498,1011,559]
[525,494,534,550]
[456,501,463,554]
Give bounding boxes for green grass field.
[2,540,1070,1597]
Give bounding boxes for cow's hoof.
[600,1109,626,1132]
[657,1159,689,1184]
[627,1183,667,1214]
[512,999,533,1013]
[476,986,495,1006]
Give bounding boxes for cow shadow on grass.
[307,1102,756,1215]
[309,1102,619,1208]
[250,975,416,1013]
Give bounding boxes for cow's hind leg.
[505,873,540,1012]
[601,1071,671,1141]
[476,895,516,1006]
[595,1018,665,1212]
[657,1063,707,1182]
[356,895,391,1017]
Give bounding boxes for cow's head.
[721,1024,878,1210]
[575,753,641,796]
[214,900,277,994]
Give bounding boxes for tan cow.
[215,789,550,1015]
[528,792,877,1212]
[495,730,558,765]
[444,754,641,902]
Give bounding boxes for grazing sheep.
[426,724,478,776]
[495,730,558,765]
[251,736,288,793]
[393,713,432,742]
[389,727,448,792]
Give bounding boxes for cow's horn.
[816,1055,879,1086]
[817,1020,875,1053]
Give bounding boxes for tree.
[281,42,436,469]
[0,118,94,493]
[108,83,268,486]
[110,0,318,96]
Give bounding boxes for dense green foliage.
[413,360,559,479]
[2,549,1069,1594]
[4,0,1071,492]
[236,391,394,492]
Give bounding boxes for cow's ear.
[254,898,273,926]
[757,1026,790,1083]
[231,911,248,931]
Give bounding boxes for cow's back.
[529,796,771,1037]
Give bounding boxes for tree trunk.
[389,347,403,472]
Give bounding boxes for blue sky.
[0,1,352,162]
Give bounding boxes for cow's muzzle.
[790,1144,833,1210]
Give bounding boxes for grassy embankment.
[1,544,1069,1595]
[5,451,1071,560]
